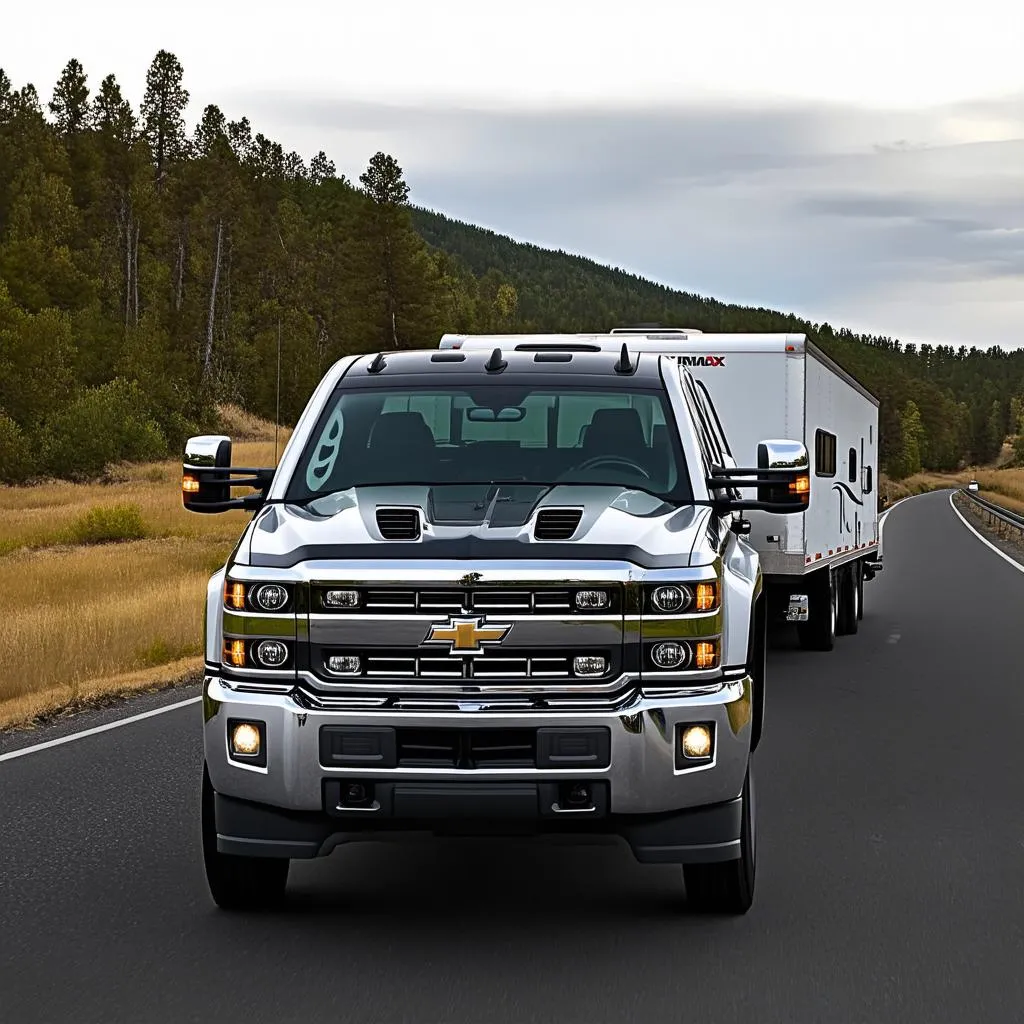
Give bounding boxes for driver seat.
[580,409,647,462]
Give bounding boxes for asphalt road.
[3,489,1023,1024]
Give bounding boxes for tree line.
[0,50,1021,484]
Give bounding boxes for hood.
[237,484,719,570]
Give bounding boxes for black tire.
[837,565,859,636]
[202,764,290,911]
[683,764,756,914]
[796,568,836,651]
[855,561,865,620]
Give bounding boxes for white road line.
[0,695,201,764]
[948,492,1024,575]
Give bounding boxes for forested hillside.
[413,211,1024,477]
[1,50,1021,485]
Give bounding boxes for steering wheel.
[572,455,652,480]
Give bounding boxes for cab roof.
[339,345,668,387]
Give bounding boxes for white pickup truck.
[182,342,810,915]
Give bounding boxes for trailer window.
[849,447,857,483]
[864,466,873,494]
[815,430,836,477]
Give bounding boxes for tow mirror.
[706,439,810,515]
[182,435,274,514]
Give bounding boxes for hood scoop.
[375,507,421,540]
[534,507,583,540]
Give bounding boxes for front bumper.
[203,673,753,864]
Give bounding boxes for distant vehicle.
[968,480,980,492]
[441,328,883,652]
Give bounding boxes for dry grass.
[0,658,203,733]
[881,463,1024,513]
[0,407,289,729]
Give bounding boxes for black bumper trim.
[212,787,742,865]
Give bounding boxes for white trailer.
[439,328,883,651]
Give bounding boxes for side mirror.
[706,439,809,515]
[756,440,810,509]
[182,435,274,514]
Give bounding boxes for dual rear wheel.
[797,560,864,651]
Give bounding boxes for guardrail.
[959,488,1024,538]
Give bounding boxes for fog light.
[253,583,288,611]
[327,655,362,675]
[652,585,691,613]
[681,724,713,760]
[254,639,289,667]
[575,590,609,610]
[231,723,261,756]
[324,589,360,608]
[651,641,689,669]
[573,655,607,676]
[695,641,719,670]
[223,639,246,667]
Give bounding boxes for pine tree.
[140,50,189,189]
[309,151,335,186]
[49,59,91,134]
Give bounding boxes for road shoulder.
[0,678,203,758]
[950,491,1024,569]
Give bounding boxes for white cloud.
[4,1,1023,347]
[6,0,1024,110]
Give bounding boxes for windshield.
[284,383,692,504]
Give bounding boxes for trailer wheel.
[855,561,865,620]
[797,567,836,651]
[837,565,859,636]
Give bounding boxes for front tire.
[683,764,756,914]
[202,764,290,911]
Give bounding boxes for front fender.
[721,533,761,668]
[205,567,227,665]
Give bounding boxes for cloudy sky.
[7,0,1023,348]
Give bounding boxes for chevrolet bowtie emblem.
[424,615,512,655]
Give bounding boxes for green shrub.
[63,503,148,545]
[39,378,168,481]
[0,413,32,483]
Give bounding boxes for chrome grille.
[326,586,593,615]
[362,653,576,679]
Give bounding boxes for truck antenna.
[614,342,633,373]
[368,352,387,374]
[274,318,282,464]
[484,347,507,373]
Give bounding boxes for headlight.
[223,579,294,613]
[252,584,289,612]
[222,638,293,670]
[645,638,720,673]
[646,581,719,614]
[651,642,690,669]
[651,585,691,613]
